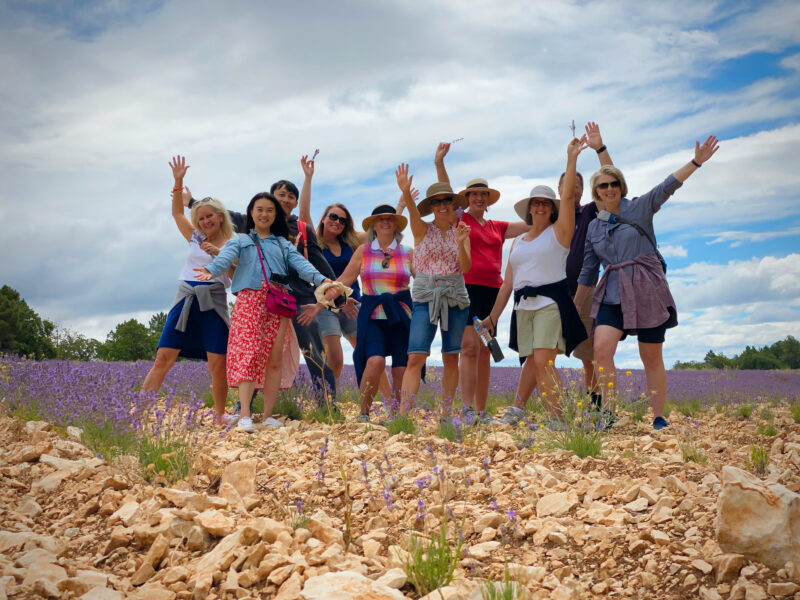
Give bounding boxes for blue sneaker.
[653,416,669,430]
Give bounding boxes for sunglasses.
[381,250,391,269]
[326,213,348,224]
[595,180,621,190]
[530,199,553,207]
[430,196,454,207]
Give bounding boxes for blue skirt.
[157,283,229,359]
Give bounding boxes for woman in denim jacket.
[196,192,338,433]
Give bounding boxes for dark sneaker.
[653,416,669,430]
[461,406,476,425]
[500,406,525,425]
[357,414,370,423]
[592,409,617,431]
[477,411,501,425]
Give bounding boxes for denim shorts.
[596,303,668,344]
[316,307,358,338]
[362,318,409,367]
[407,301,469,355]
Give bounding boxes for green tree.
[0,285,56,359]
[737,346,787,370]
[99,319,154,361]
[51,327,103,361]
[147,312,167,349]
[770,336,800,369]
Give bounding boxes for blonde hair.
[590,165,628,203]
[190,197,234,241]
[317,203,360,251]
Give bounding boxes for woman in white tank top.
[483,138,587,422]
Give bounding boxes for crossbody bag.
[596,210,667,273]
[250,233,298,318]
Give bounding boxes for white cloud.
[659,245,688,258]
[706,227,800,247]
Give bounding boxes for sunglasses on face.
[429,197,454,207]
[596,180,621,190]
[530,199,553,208]
[381,250,391,269]
[326,213,348,224]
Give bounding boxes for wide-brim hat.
[417,182,468,217]
[459,178,500,206]
[514,185,560,221]
[361,204,408,232]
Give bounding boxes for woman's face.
[595,174,622,209]
[528,198,554,224]
[251,198,276,233]
[466,190,490,213]
[196,206,222,236]
[324,207,348,237]
[374,214,397,236]
[431,196,456,224]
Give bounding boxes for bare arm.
[170,155,193,242]
[336,244,365,287]
[395,187,419,216]
[298,155,315,229]
[434,142,451,184]
[456,221,471,272]
[396,163,427,244]
[585,122,614,167]
[673,135,719,183]
[573,283,592,310]
[505,221,529,238]
[554,136,587,247]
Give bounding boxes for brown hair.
[316,203,360,251]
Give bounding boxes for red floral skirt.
[226,282,285,388]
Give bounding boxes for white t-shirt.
[510,226,568,311]
[178,231,232,288]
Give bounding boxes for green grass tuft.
[749,445,769,476]
[405,519,463,597]
[385,414,417,436]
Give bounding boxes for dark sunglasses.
[429,196,454,207]
[530,199,553,207]
[326,213,348,224]
[596,180,621,190]
[381,250,392,269]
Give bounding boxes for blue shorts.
[362,318,409,367]
[158,283,229,359]
[407,301,469,355]
[316,307,358,338]
[596,303,668,344]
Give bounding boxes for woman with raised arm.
[195,192,339,433]
[482,138,589,424]
[432,142,528,425]
[394,164,472,420]
[335,204,415,421]
[574,136,720,430]
[143,156,234,424]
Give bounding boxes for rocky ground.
[1,408,799,600]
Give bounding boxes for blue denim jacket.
[204,231,327,294]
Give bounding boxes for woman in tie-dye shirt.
[336,204,415,422]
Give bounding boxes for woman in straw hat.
[393,163,472,419]
[433,142,528,425]
[482,138,589,424]
[573,135,720,431]
[335,204,416,421]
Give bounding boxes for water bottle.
[473,317,504,363]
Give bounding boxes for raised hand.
[194,267,212,281]
[395,163,413,193]
[694,135,720,165]
[567,135,589,158]
[584,122,604,150]
[434,142,450,164]
[300,155,315,178]
[181,186,192,208]
[410,187,420,203]
[169,155,189,182]
[456,221,471,244]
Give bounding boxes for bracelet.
[596,145,607,154]
[691,159,701,168]
[172,186,184,192]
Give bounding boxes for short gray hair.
[366,225,403,244]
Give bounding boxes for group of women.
[143,124,719,432]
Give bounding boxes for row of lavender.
[2,356,798,429]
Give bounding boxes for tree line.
[2,284,799,368]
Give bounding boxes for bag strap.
[296,221,309,259]
[250,233,272,284]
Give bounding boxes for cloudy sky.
[2,0,799,368]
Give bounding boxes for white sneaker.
[238,417,255,433]
[263,417,283,428]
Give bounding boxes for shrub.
[735,405,752,419]
[274,393,302,420]
[756,423,778,437]
[675,398,702,417]
[139,436,190,482]
[790,399,800,424]
[385,414,417,436]
[749,445,769,476]
[481,567,524,600]
[406,518,463,597]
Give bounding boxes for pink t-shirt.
[461,213,508,288]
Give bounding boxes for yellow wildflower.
[607,382,615,388]
[577,402,583,407]
[626,370,632,376]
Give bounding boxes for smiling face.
[195,205,222,236]
[466,190,490,213]
[324,206,348,239]
[250,198,276,234]
[594,174,622,212]
[273,185,298,215]
[430,196,456,225]
[527,198,555,225]
[373,214,397,237]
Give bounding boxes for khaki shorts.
[516,303,565,358]
[572,289,595,362]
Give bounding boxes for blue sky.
[1,0,798,368]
